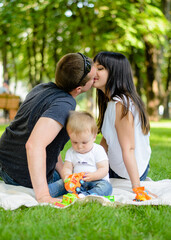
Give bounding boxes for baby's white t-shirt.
[65,143,109,181]
[101,96,151,179]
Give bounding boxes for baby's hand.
[83,172,96,182]
[64,175,70,182]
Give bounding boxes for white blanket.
[0,178,171,210]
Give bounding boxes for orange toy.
[133,186,152,202]
[64,172,85,194]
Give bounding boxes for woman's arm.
[26,117,63,203]
[100,137,108,153]
[115,102,140,188]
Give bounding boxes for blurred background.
[0,0,170,121]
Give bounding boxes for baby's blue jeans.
[79,179,112,196]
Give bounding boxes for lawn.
[0,120,171,240]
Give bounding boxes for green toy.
[54,193,78,207]
[104,196,115,202]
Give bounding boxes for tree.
[162,0,171,118]
[0,0,169,118]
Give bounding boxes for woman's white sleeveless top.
[101,96,151,179]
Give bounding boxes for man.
[0,53,96,204]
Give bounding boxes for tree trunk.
[53,34,58,72]
[162,0,171,118]
[10,43,18,94]
[27,35,34,89]
[144,40,159,120]
[32,21,38,86]
[40,8,47,83]
[135,62,143,97]
[2,28,10,83]
[163,56,171,118]
[85,88,94,114]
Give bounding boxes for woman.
[93,51,151,192]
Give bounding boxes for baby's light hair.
[66,111,98,136]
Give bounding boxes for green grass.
[0,120,171,240]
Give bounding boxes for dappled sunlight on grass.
[149,120,171,180]
[150,121,171,148]
[150,120,171,128]
[150,128,171,147]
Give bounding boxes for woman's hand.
[133,186,158,201]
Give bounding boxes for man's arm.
[26,117,63,203]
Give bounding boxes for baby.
[62,111,112,196]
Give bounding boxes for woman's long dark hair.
[94,51,150,135]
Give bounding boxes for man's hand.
[37,195,62,204]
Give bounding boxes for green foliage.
[0,0,169,83]
[0,1,170,116]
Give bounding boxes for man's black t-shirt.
[0,82,76,187]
